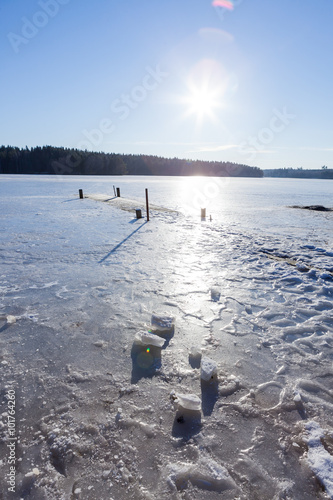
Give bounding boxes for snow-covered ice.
[0,174,332,499]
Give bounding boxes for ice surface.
[0,175,332,500]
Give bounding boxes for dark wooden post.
[145,188,150,221]
[116,187,121,197]
[136,209,142,219]
[79,189,83,199]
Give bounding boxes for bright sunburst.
[180,60,226,126]
[183,83,222,123]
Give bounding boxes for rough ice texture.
[201,356,217,381]
[134,330,165,348]
[174,393,201,411]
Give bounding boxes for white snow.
[305,421,333,499]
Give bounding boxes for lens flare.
[212,0,234,10]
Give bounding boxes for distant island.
[264,167,333,179]
[0,145,263,178]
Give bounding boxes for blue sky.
[1,0,332,169]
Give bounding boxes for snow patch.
[305,421,333,499]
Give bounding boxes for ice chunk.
[25,468,40,477]
[174,393,201,412]
[166,457,238,493]
[201,356,217,381]
[134,330,165,348]
[151,314,175,336]
[276,365,286,375]
[189,346,202,368]
[6,315,16,324]
[210,286,221,302]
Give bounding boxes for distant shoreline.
[264,168,333,179]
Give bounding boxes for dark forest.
[0,146,263,177]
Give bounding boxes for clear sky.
[1,0,332,169]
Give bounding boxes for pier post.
[79,189,83,199]
[145,188,150,222]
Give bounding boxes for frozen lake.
[0,174,332,499]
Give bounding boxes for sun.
[178,59,229,126]
[184,84,222,123]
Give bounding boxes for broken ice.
[189,346,202,362]
[174,393,201,412]
[134,330,165,348]
[166,457,239,493]
[210,286,221,302]
[151,314,175,336]
[201,356,217,381]
[189,346,202,368]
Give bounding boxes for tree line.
[0,146,263,177]
[264,167,333,179]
